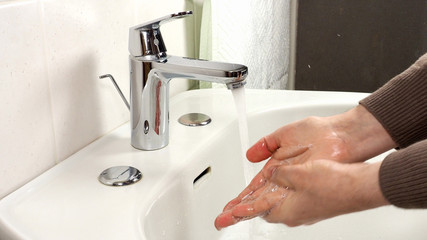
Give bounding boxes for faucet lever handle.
[129,11,193,59]
[131,11,192,31]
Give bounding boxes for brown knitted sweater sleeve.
[360,53,427,208]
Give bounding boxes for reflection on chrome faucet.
[128,11,248,150]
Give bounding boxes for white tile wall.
[0,0,194,199]
[0,0,56,199]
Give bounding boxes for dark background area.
[295,0,427,92]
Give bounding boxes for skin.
[215,105,396,230]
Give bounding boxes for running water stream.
[231,87,256,184]
[226,87,288,239]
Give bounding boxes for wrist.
[351,162,389,210]
[328,105,396,163]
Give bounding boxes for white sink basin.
[1,89,426,240]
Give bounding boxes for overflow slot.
[193,166,211,189]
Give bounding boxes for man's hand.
[215,105,395,230]
[215,160,389,229]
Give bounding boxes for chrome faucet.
[128,11,248,150]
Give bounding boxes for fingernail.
[214,219,222,231]
[214,211,237,231]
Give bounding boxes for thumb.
[246,135,280,163]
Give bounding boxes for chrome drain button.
[178,113,211,126]
[98,166,142,186]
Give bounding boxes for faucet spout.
[127,11,248,150]
[129,55,248,150]
[153,56,248,87]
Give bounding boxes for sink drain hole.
[193,166,211,188]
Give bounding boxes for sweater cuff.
[379,140,427,208]
[359,53,427,148]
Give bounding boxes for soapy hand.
[215,160,388,229]
[215,115,354,230]
[215,106,395,230]
[214,115,351,230]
